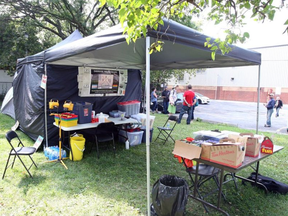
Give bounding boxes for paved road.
[181,100,288,134]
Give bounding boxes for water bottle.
[125,140,129,150]
[167,121,170,129]
[61,149,67,158]
[44,147,52,158]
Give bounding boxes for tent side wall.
[46,65,143,146]
[13,61,45,141]
[14,63,142,146]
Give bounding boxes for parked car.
[156,92,210,113]
[195,92,210,104]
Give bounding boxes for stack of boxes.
[174,130,264,168]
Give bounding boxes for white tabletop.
[53,117,139,131]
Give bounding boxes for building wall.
[168,44,288,104]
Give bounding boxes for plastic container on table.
[117,100,140,117]
[54,113,78,127]
[73,102,92,124]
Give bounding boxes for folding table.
[53,117,139,160]
[190,145,284,216]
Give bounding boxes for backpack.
[246,172,288,195]
[195,99,199,107]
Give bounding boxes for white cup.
[91,111,95,118]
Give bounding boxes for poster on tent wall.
[77,67,128,97]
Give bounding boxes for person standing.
[263,93,276,127]
[191,95,197,121]
[274,96,283,117]
[161,86,170,114]
[168,85,178,115]
[151,87,158,114]
[177,85,195,125]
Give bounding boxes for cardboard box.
[229,133,261,157]
[208,141,245,168]
[172,140,202,160]
[200,143,213,161]
[246,138,260,157]
[173,139,245,168]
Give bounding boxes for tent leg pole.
[146,36,151,216]
[256,65,261,134]
[44,63,49,148]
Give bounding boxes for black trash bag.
[151,175,189,216]
[247,172,288,195]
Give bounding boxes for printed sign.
[40,74,47,89]
[33,135,44,150]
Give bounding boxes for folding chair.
[182,159,226,213]
[94,122,116,159]
[2,131,37,179]
[155,115,178,144]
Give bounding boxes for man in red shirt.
[177,85,196,125]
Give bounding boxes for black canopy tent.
[14,19,261,215]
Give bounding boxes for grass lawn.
[0,112,288,216]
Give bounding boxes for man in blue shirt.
[264,93,276,127]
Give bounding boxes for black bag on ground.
[247,172,288,195]
[151,175,189,216]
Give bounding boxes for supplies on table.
[117,100,140,117]
[118,129,144,146]
[73,102,92,124]
[173,138,245,168]
[201,138,245,168]
[193,130,228,143]
[261,136,274,154]
[228,132,263,157]
[44,146,67,161]
[109,110,120,118]
[131,113,155,129]
[54,113,78,127]
[96,112,109,123]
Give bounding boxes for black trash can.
[151,175,189,216]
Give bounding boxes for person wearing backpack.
[274,96,283,117]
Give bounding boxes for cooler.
[141,128,153,143]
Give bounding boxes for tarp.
[0,87,15,119]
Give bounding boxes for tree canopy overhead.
[0,0,120,74]
[1,0,119,39]
[100,0,288,56]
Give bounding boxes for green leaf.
[243,32,250,38]
[211,51,216,60]
[211,46,218,51]
[244,2,250,9]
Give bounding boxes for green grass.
[1,112,288,216]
